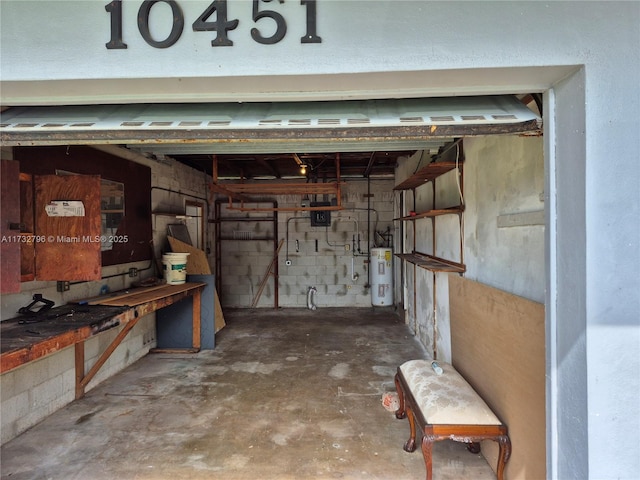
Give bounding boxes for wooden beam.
[78,315,141,396]
[251,239,284,308]
[74,342,85,399]
[208,182,251,202]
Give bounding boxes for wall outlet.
[56,281,70,292]
[128,267,138,277]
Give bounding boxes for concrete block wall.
[1,314,154,445]
[143,155,212,262]
[217,179,396,308]
[1,146,211,445]
[395,136,544,361]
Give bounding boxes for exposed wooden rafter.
[210,154,344,212]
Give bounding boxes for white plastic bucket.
[162,253,189,285]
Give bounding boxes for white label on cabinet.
[45,201,85,217]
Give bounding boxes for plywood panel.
[168,236,211,274]
[1,160,21,293]
[19,173,35,281]
[167,237,225,332]
[449,274,545,480]
[214,288,225,333]
[93,283,200,307]
[16,146,152,266]
[34,175,101,281]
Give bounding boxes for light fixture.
[300,164,307,175]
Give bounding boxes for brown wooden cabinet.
[19,172,35,282]
[34,175,102,281]
[0,169,102,289]
[1,160,21,293]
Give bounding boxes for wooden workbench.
[1,282,206,398]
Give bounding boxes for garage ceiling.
[0,95,541,179]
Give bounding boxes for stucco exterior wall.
[2,2,639,478]
[463,135,545,302]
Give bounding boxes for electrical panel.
[310,202,331,226]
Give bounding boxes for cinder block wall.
[395,135,544,360]
[1,146,210,445]
[0,314,154,445]
[217,179,396,308]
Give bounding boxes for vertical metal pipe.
[273,200,279,309]
[433,271,437,359]
[431,176,437,359]
[458,157,465,266]
[367,173,371,255]
[214,199,222,298]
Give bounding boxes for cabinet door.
[34,175,102,281]
[1,160,21,293]
[20,173,35,282]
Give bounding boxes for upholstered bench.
[394,359,511,480]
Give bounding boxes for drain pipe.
[307,286,317,310]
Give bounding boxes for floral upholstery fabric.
[399,360,501,425]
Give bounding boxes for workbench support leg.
[75,341,85,399]
[192,289,201,351]
[79,313,140,394]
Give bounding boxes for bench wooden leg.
[395,370,418,453]
[496,434,512,480]
[394,373,406,419]
[421,433,436,480]
[403,406,418,452]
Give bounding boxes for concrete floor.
[1,307,497,480]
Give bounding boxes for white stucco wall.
[2,2,639,478]
[464,135,545,302]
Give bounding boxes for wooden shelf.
[394,161,460,190]
[395,252,466,273]
[394,205,464,221]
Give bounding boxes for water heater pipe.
[351,257,359,282]
[307,286,317,310]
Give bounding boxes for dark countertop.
[1,304,129,356]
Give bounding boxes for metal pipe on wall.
[214,198,278,307]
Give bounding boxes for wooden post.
[74,341,85,400]
[192,288,201,350]
[78,313,140,396]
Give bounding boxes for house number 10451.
[105,0,321,49]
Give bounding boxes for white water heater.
[370,247,393,306]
